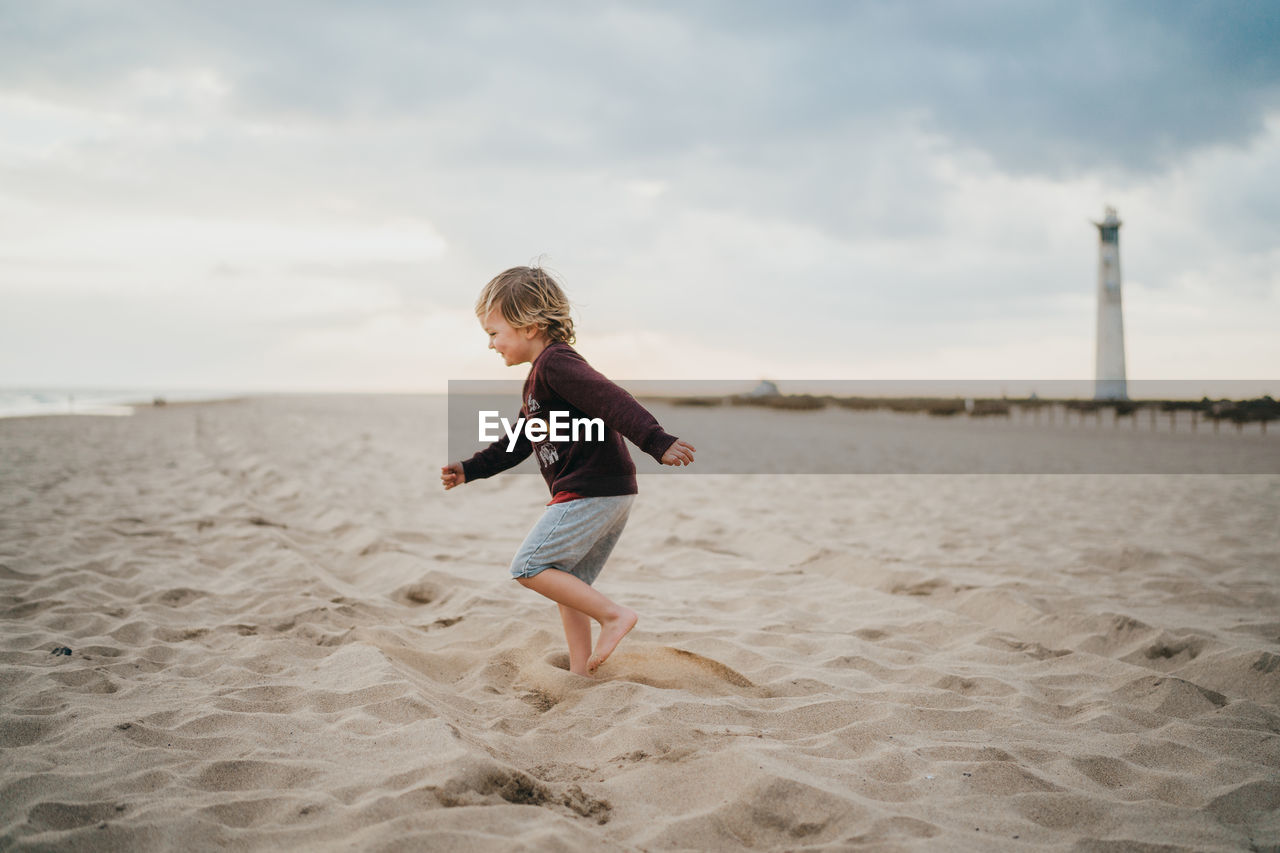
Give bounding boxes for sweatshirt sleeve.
[542,350,679,464]
[460,406,533,482]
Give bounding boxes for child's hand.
[440,463,466,490]
[661,439,696,467]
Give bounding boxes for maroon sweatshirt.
[461,342,678,497]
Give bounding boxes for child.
[441,266,695,677]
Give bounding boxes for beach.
[2,394,1278,851]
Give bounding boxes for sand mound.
[590,644,757,693]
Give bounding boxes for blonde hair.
[475,265,576,344]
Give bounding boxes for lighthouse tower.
[1093,206,1128,400]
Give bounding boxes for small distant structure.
[746,380,780,398]
[1093,206,1128,401]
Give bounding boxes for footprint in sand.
[552,644,756,694]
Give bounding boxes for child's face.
[481,308,545,366]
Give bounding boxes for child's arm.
[442,406,533,489]
[543,352,690,465]
[440,462,465,489]
[660,438,696,467]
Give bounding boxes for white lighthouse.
[1093,206,1128,400]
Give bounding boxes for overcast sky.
[1,1,1277,394]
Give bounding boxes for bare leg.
[517,569,637,675]
[558,604,593,676]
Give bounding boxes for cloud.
[6,2,1278,172]
[5,214,445,272]
[0,2,1276,391]
[672,0,1280,175]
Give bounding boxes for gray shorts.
[509,494,636,586]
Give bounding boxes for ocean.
[0,388,250,419]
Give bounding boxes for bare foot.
[587,607,637,675]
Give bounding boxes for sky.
[1,1,1277,396]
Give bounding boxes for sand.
[2,394,1278,852]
